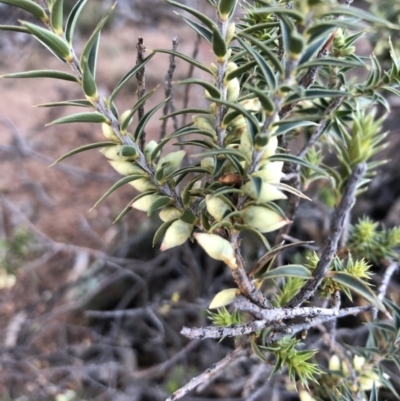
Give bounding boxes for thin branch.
[136,37,146,150]
[160,37,179,141]
[165,346,247,401]
[378,261,398,301]
[286,163,367,307]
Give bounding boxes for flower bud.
[100,145,137,161]
[129,177,157,192]
[328,355,341,371]
[193,115,216,134]
[260,135,278,160]
[242,206,291,233]
[224,62,238,84]
[131,194,160,212]
[120,109,133,126]
[226,22,236,45]
[253,161,284,184]
[194,233,238,269]
[144,140,159,161]
[227,78,240,102]
[101,123,120,143]
[109,160,145,176]
[201,157,215,172]
[240,97,261,111]
[210,63,218,76]
[156,150,186,179]
[206,195,231,221]
[160,219,193,250]
[159,206,181,222]
[209,288,239,309]
[242,181,287,202]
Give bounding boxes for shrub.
[1,0,400,400]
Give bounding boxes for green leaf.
[212,27,227,60]
[274,120,318,136]
[120,85,159,132]
[51,141,114,165]
[47,112,108,125]
[65,0,87,44]
[21,21,72,61]
[233,223,270,250]
[165,0,217,30]
[283,89,347,105]
[80,3,116,69]
[113,197,135,224]
[237,37,277,90]
[147,196,173,216]
[226,60,257,81]
[323,7,400,29]
[237,32,284,75]
[0,25,29,33]
[244,84,274,113]
[178,14,212,43]
[1,70,78,82]
[329,271,385,311]
[251,5,305,22]
[297,58,364,70]
[239,22,279,35]
[81,33,100,98]
[152,219,178,247]
[134,99,168,142]
[195,148,248,162]
[36,99,92,108]
[175,78,221,99]
[268,153,326,175]
[298,36,327,65]
[206,96,259,132]
[369,382,378,401]
[251,339,269,363]
[92,174,145,209]
[50,0,64,34]
[109,53,155,103]
[160,108,211,120]
[261,265,312,280]
[0,0,48,22]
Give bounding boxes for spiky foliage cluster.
[2,0,400,399]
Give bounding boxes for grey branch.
[136,37,146,150]
[165,346,247,401]
[287,163,367,308]
[160,37,179,140]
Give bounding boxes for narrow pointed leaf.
[0,0,48,22]
[36,99,92,108]
[165,0,217,30]
[21,21,72,61]
[238,32,284,74]
[329,271,385,311]
[233,223,270,249]
[261,265,312,280]
[50,0,64,34]
[244,84,274,113]
[176,78,221,99]
[120,86,159,132]
[160,108,211,120]
[52,141,114,165]
[109,53,155,103]
[48,112,108,125]
[298,36,327,65]
[297,58,364,70]
[226,60,257,81]
[274,120,318,136]
[152,219,178,247]
[1,70,78,82]
[65,0,87,44]
[80,3,116,68]
[93,175,145,209]
[0,25,29,33]
[178,14,212,43]
[237,37,277,90]
[113,198,135,224]
[250,5,305,21]
[147,196,173,216]
[206,96,259,132]
[134,99,168,142]
[268,153,326,175]
[283,89,348,105]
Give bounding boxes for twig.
[378,261,398,301]
[165,346,247,401]
[136,37,146,150]
[286,163,367,308]
[182,34,201,127]
[160,37,179,140]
